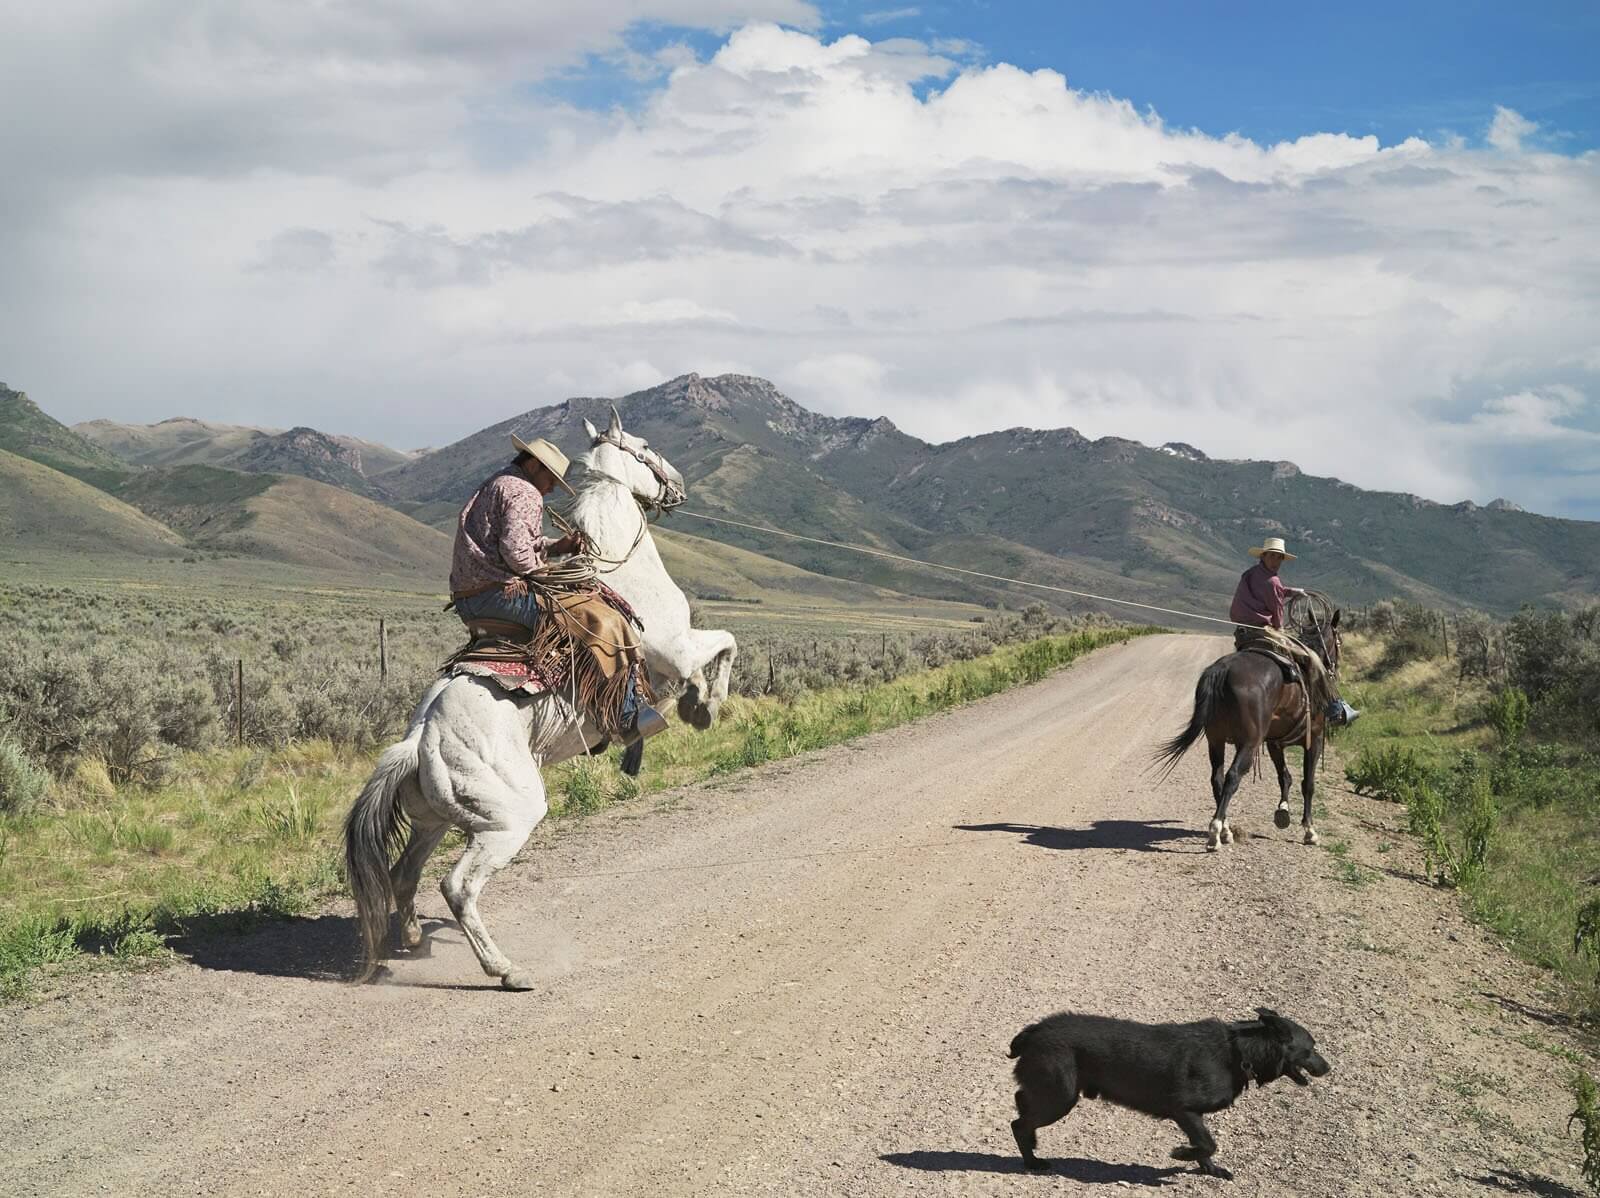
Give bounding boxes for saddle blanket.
[450,659,562,696]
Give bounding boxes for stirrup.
[618,704,668,747]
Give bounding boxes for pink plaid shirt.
[450,467,554,595]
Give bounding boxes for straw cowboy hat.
[1249,536,1297,561]
[511,434,575,496]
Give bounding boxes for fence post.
[1441,614,1450,658]
[767,653,775,693]
[379,618,388,681]
[235,658,244,747]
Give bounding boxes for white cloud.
[1468,386,1590,440]
[1487,105,1538,152]
[861,7,921,25]
[1,21,1596,518]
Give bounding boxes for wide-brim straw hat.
[1249,536,1296,561]
[511,434,575,495]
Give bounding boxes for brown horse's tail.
[1152,658,1231,780]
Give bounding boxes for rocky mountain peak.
[230,426,375,486]
[1486,497,1526,513]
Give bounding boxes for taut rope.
[672,510,1239,630]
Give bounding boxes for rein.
[548,433,683,575]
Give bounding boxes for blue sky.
[567,2,1600,151]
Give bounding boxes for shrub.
[1400,780,1451,883]
[1570,1071,1600,1194]
[1575,896,1600,966]
[1401,756,1497,888]
[1484,687,1531,749]
[0,739,49,815]
[1508,604,1600,743]
[1345,745,1429,801]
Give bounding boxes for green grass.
[0,623,1152,1000]
[1338,633,1600,1017]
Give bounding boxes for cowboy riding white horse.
[344,408,737,989]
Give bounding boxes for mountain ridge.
[377,372,1599,615]
[14,373,1598,615]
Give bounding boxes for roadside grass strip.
[1337,634,1600,1020]
[0,625,1152,999]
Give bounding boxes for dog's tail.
[1151,658,1231,781]
[1008,1021,1042,1059]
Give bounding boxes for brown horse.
[1153,612,1343,850]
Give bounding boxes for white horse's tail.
[343,736,418,983]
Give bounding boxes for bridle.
[589,432,686,513]
[550,431,686,574]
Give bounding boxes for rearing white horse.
[344,409,737,989]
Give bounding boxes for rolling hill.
[1,384,130,491]
[109,466,450,578]
[76,417,414,497]
[0,448,186,563]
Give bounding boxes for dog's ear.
[1256,1008,1293,1041]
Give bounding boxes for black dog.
[1008,1007,1330,1180]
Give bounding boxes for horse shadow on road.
[170,909,362,983]
[881,1150,1182,1186]
[954,820,1198,854]
[173,912,479,989]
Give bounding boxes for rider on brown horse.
[1229,537,1359,727]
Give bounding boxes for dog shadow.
[955,819,1196,854]
[1471,1167,1585,1197]
[1481,992,1576,1030]
[881,1150,1183,1185]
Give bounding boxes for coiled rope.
[674,510,1240,629]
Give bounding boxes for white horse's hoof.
[1273,807,1291,830]
[1303,828,1319,846]
[501,969,537,992]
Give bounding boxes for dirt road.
[3,635,1586,1197]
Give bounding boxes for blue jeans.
[455,587,542,631]
[455,588,641,726]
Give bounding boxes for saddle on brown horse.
[1231,626,1314,748]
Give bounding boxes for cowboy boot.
[618,703,668,747]
[1324,697,1361,726]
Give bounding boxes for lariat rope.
[671,509,1242,630]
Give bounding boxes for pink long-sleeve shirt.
[1230,562,1288,629]
[450,467,554,595]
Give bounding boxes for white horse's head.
[580,406,686,510]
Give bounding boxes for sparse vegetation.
[1341,602,1600,1017]
[1571,1070,1600,1194]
